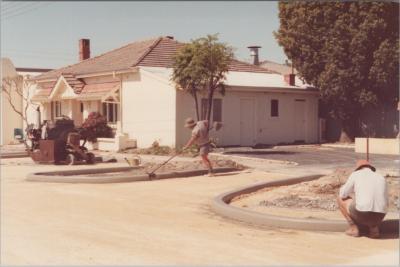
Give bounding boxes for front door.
[240,98,255,146]
[294,99,306,142]
[72,100,84,126]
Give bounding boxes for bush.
[78,112,113,143]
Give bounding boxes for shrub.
[78,112,113,143]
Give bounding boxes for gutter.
[227,85,319,95]
[29,67,139,83]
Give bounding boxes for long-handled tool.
[147,151,181,179]
[147,122,223,179]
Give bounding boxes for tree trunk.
[193,90,200,121]
[339,130,353,143]
[206,89,214,124]
[338,120,354,143]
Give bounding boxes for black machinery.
[28,118,95,165]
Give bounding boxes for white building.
[1,58,22,145]
[28,36,320,151]
[1,57,52,145]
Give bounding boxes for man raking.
[183,118,214,177]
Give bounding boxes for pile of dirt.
[255,168,399,212]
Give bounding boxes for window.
[102,102,119,123]
[200,98,222,122]
[51,101,62,119]
[270,99,279,117]
[212,99,222,122]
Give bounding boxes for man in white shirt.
[183,118,213,176]
[337,159,388,238]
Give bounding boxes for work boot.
[368,226,380,239]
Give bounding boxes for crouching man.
[183,118,214,176]
[337,159,388,238]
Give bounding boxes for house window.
[102,102,119,123]
[270,99,279,117]
[212,99,222,122]
[201,98,222,122]
[51,101,62,119]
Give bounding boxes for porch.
[31,74,136,151]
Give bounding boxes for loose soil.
[231,168,399,220]
[83,158,245,177]
[2,158,398,265]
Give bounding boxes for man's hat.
[184,117,196,128]
[355,159,376,172]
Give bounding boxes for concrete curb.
[210,152,298,166]
[1,152,29,159]
[26,166,238,184]
[212,175,399,233]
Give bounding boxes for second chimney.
[284,74,296,86]
[79,39,90,61]
[247,45,261,65]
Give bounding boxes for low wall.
[26,167,238,183]
[212,175,399,233]
[355,138,399,155]
[85,135,137,152]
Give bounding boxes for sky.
[0,1,287,69]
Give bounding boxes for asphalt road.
[223,146,399,174]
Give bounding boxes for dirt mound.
[257,168,399,212]
[142,158,245,173]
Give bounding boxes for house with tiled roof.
[27,36,320,150]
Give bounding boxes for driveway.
[221,146,398,175]
[1,157,398,265]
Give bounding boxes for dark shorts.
[199,143,211,156]
[349,202,386,227]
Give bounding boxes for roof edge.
[132,37,163,67]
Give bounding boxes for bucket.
[125,155,141,167]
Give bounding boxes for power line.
[2,3,45,19]
[2,52,74,61]
[1,2,39,16]
[1,2,36,15]
[2,2,52,20]
[3,48,76,56]
[0,2,24,12]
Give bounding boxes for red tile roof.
[34,36,272,81]
[62,73,85,94]
[34,77,120,99]
[80,81,120,97]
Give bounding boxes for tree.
[172,34,234,123]
[275,2,399,141]
[1,75,38,146]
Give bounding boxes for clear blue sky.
[1,1,287,69]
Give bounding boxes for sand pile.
[142,158,245,173]
[249,168,399,212]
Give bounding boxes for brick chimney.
[79,39,90,61]
[247,45,261,65]
[284,74,295,86]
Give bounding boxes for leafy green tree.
[275,2,399,141]
[172,34,234,122]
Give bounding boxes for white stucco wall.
[176,88,319,148]
[23,81,41,130]
[121,70,176,148]
[1,58,23,145]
